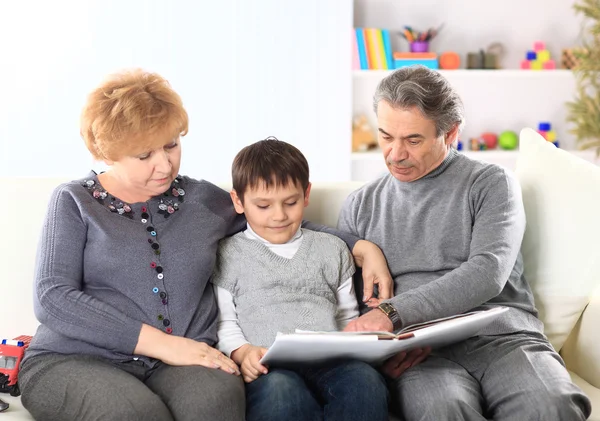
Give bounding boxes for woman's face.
[106,136,182,199]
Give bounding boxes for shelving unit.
[350,0,587,181]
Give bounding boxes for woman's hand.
[134,324,240,375]
[352,240,394,305]
[231,344,269,383]
[381,348,431,379]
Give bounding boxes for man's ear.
[303,182,312,208]
[445,124,460,146]
[230,189,245,215]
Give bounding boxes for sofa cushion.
[515,128,600,351]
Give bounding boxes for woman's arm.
[34,185,143,354]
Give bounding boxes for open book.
[260,306,508,367]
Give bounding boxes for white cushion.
[516,128,600,351]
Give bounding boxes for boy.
[211,138,388,421]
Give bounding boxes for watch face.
[379,303,393,314]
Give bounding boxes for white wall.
[0,0,352,183]
[354,0,582,69]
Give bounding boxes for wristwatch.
[377,302,402,331]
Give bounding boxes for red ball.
[480,132,498,150]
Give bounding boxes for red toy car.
[0,335,32,397]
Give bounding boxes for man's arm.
[388,169,525,328]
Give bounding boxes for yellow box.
[531,60,543,70]
[546,130,557,142]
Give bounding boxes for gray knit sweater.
[24,172,357,367]
[212,229,355,347]
[338,149,543,335]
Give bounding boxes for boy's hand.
[232,344,269,383]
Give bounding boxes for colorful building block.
[520,60,531,69]
[523,42,555,71]
[537,50,550,62]
[530,61,543,70]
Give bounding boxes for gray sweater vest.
[212,229,355,348]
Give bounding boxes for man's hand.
[381,348,431,379]
[343,307,394,332]
[231,344,269,383]
[352,240,394,305]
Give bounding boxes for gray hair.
[373,66,465,137]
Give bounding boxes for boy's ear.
[230,189,245,214]
[303,183,312,208]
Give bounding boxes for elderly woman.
[18,69,393,421]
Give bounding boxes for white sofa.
[1,129,598,420]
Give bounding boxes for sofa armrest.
[560,290,600,389]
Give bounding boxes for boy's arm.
[213,285,249,357]
[335,276,360,329]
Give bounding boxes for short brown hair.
[232,137,310,202]
[80,68,189,160]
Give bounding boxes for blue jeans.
[245,360,389,421]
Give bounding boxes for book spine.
[365,28,382,69]
[381,29,394,70]
[355,28,370,70]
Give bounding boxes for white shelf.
[351,148,595,161]
[351,149,599,181]
[353,69,575,78]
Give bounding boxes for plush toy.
[352,115,378,152]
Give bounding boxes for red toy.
[0,335,32,397]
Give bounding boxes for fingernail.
[363,295,367,301]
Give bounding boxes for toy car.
[0,335,32,397]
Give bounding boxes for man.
[341,66,591,420]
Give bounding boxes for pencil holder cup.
[410,41,429,53]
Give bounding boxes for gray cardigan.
[25,172,356,367]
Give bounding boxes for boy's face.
[231,180,311,244]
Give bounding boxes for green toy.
[498,131,519,150]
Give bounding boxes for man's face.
[377,101,456,182]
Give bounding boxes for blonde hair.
[80,69,189,160]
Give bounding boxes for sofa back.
[4,133,599,356]
[0,177,364,338]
